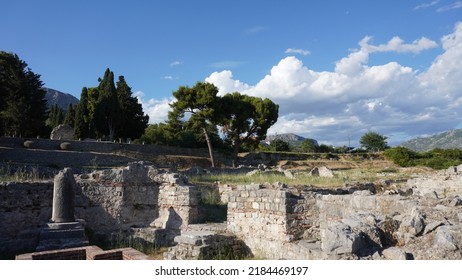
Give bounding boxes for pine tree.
[218,92,279,167]
[170,82,219,167]
[0,51,48,137]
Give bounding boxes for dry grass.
[189,166,427,188]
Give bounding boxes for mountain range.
[399,129,462,151]
[44,87,79,109]
[265,133,319,146]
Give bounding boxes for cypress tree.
[116,75,148,140]
[64,104,75,127]
[94,68,121,141]
[74,87,90,139]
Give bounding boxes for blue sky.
[2,0,462,146]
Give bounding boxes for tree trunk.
[108,120,116,141]
[202,127,215,168]
[231,140,241,168]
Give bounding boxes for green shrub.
[384,147,462,169]
[23,140,34,148]
[59,142,71,150]
[383,147,418,167]
[201,187,222,205]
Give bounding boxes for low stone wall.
[0,137,209,157]
[226,184,319,259]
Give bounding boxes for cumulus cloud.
[285,48,311,56]
[360,36,438,54]
[135,91,174,124]
[205,70,251,95]
[204,22,462,146]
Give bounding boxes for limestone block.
[423,221,444,235]
[382,247,407,260]
[434,226,458,251]
[321,222,366,255]
[398,207,425,237]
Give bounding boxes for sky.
[1,0,462,147]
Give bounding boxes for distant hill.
[265,133,318,146]
[399,129,462,151]
[44,87,79,109]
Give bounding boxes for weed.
[200,187,222,205]
[93,231,163,257]
[0,163,41,182]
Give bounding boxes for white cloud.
[360,36,438,54]
[437,1,462,12]
[414,0,440,10]
[162,75,178,80]
[170,61,182,67]
[285,48,311,56]
[135,91,174,124]
[205,70,251,95]
[204,22,462,146]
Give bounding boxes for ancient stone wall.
[0,181,53,257]
[0,136,209,157]
[226,184,319,259]
[0,163,200,258]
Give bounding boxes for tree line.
[1,51,279,167]
[73,68,149,141]
[0,51,48,137]
[1,51,148,140]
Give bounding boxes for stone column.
[51,168,76,223]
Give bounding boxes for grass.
[189,167,420,188]
[90,230,167,258]
[0,163,42,182]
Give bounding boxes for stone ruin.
[1,162,462,259]
[36,168,88,251]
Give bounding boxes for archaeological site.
[1,137,462,260]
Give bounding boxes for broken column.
[52,168,75,223]
[36,168,88,251]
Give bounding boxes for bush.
[384,146,462,169]
[23,140,34,148]
[59,142,71,150]
[383,147,418,167]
